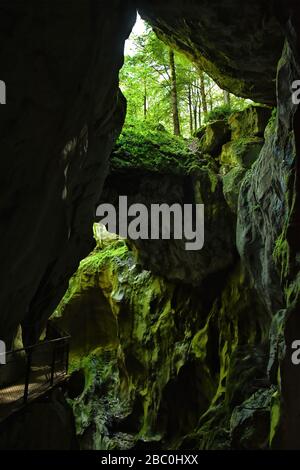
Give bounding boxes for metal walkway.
[0,323,70,422]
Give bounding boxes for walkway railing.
[0,323,70,420]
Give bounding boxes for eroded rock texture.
[51,105,273,450]
[0,1,136,346]
[53,235,269,450]
[99,166,236,285]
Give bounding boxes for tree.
[224,90,231,106]
[169,49,181,136]
[199,70,208,117]
[120,21,249,136]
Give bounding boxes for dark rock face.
[0,1,136,346]
[236,114,286,315]
[197,120,230,157]
[99,167,236,285]
[270,1,300,449]
[0,388,77,450]
[237,0,300,448]
[138,0,284,104]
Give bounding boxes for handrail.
[5,322,70,356]
[6,335,71,356]
[0,322,70,414]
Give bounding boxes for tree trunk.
[194,105,198,131]
[197,89,202,127]
[169,49,181,136]
[143,79,147,119]
[199,71,208,117]
[188,84,193,135]
[224,90,231,106]
[209,88,213,111]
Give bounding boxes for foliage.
[121,22,250,137]
[111,122,200,174]
[204,104,234,123]
[204,100,253,124]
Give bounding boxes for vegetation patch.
[111,123,201,174]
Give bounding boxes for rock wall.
[138,0,284,104]
[53,235,269,449]
[0,388,77,450]
[51,109,274,449]
[0,0,135,347]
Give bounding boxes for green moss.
[79,240,128,273]
[269,390,281,447]
[203,104,238,124]
[221,137,264,170]
[111,123,199,174]
[273,233,290,280]
[52,239,127,314]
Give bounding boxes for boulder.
[229,106,273,140]
[99,167,236,285]
[53,240,216,449]
[220,137,264,172]
[198,120,231,157]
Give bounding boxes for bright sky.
[124,14,146,56]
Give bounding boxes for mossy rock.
[230,388,274,450]
[198,119,230,157]
[220,137,264,172]
[111,124,198,175]
[229,105,272,140]
[222,167,247,213]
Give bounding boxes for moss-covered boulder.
[197,120,230,157]
[111,124,198,175]
[219,107,273,212]
[101,125,236,285]
[229,106,272,140]
[220,137,264,172]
